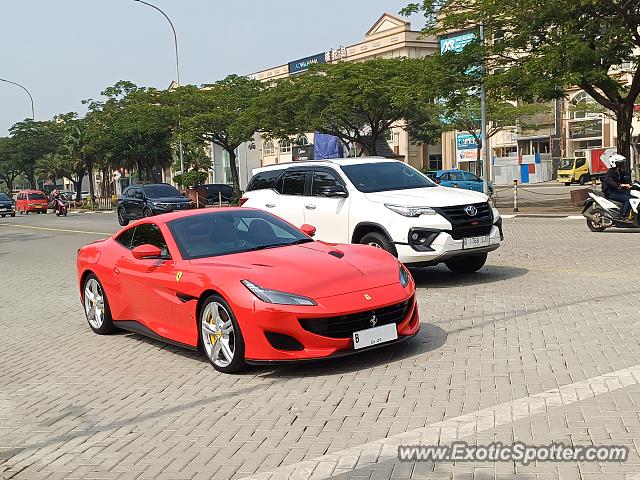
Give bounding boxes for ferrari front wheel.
[199,294,246,373]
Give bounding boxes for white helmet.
[608,153,626,168]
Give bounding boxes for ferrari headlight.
[385,204,437,217]
[399,264,410,287]
[242,280,317,306]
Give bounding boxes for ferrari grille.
[298,296,414,339]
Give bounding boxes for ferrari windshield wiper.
[244,239,313,252]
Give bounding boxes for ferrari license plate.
[353,323,397,350]
[463,235,490,249]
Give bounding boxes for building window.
[428,154,442,171]
[263,139,275,156]
[296,134,309,146]
[569,92,602,120]
[280,138,292,153]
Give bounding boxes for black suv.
[199,184,234,205]
[0,193,15,218]
[117,183,193,226]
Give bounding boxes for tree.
[261,58,440,156]
[84,81,176,184]
[172,141,211,173]
[439,95,550,172]
[0,137,21,192]
[402,0,640,169]
[9,119,64,188]
[167,76,266,197]
[35,153,64,184]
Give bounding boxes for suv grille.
[435,203,493,240]
[299,297,414,339]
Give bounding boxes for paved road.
[1,212,640,480]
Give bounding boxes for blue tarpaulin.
[314,133,344,159]
[520,164,530,183]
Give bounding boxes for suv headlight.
[153,202,170,209]
[399,264,410,287]
[242,280,317,306]
[385,204,437,217]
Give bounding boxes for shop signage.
[288,53,326,74]
[456,132,479,150]
[569,119,602,139]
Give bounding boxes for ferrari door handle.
[265,203,275,208]
[305,204,316,210]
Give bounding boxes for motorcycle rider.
[601,154,633,219]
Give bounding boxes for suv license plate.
[353,323,398,350]
[463,235,490,249]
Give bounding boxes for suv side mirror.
[300,224,316,237]
[321,184,348,198]
[135,191,144,200]
[132,244,163,260]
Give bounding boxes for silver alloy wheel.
[84,278,105,329]
[118,209,125,222]
[201,302,236,368]
[368,242,383,249]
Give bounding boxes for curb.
[69,210,115,215]
[502,214,583,220]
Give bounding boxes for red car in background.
[77,208,419,373]
[15,189,48,214]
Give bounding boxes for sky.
[0,0,424,136]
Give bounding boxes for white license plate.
[353,323,398,350]
[463,235,490,249]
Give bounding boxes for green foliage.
[172,141,211,173]
[9,119,65,188]
[84,81,176,183]
[0,137,22,192]
[180,170,208,187]
[260,58,440,155]
[164,75,266,197]
[402,0,640,163]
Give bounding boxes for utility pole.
[479,21,489,196]
[132,0,184,175]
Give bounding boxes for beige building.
[247,13,442,171]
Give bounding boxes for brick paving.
[1,214,639,480]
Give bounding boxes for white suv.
[241,158,503,273]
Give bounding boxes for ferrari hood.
[189,242,400,299]
[365,186,487,207]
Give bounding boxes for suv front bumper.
[395,224,502,266]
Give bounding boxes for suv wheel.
[445,253,487,274]
[359,232,398,257]
[143,207,153,218]
[117,208,129,226]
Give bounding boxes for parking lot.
[1,212,640,480]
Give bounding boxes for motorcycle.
[52,197,68,217]
[582,181,640,232]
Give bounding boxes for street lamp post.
[132,0,185,175]
[479,21,489,197]
[0,78,35,120]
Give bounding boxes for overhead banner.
[439,31,476,54]
[288,53,326,74]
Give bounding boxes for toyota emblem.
[465,205,478,217]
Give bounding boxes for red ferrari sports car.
[77,208,419,373]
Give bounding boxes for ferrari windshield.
[168,210,311,259]
[341,162,435,193]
